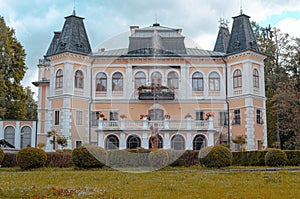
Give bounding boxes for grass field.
[0,168,299,198]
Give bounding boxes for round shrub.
[17,148,47,170]
[265,149,287,167]
[199,145,233,168]
[0,148,4,164]
[72,146,107,169]
[149,149,169,168]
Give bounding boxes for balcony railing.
[97,119,214,131]
[138,85,175,100]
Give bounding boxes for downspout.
[35,119,38,148]
[222,56,231,146]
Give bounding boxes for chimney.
[130,26,139,35]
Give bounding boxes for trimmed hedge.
[106,149,150,168]
[17,148,47,170]
[285,150,300,166]
[72,146,107,169]
[232,151,267,166]
[1,153,18,167]
[0,148,4,165]
[199,146,233,168]
[265,149,287,167]
[168,150,199,167]
[46,152,73,168]
[149,150,169,168]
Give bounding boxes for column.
[163,132,170,149]
[207,131,215,146]
[97,131,104,148]
[142,132,148,149]
[186,132,192,150]
[120,132,126,149]
[15,121,21,149]
[0,121,3,139]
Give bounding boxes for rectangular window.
[257,140,262,150]
[91,112,99,127]
[109,111,118,126]
[76,111,83,125]
[76,140,82,148]
[219,112,228,126]
[233,109,241,125]
[195,111,204,120]
[256,109,263,124]
[54,110,60,125]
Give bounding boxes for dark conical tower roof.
[227,14,260,54]
[45,13,91,56]
[213,22,230,53]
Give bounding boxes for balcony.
[138,85,175,100]
[97,119,215,131]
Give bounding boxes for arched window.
[96,72,107,92]
[56,69,63,89]
[148,134,163,149]
[4,126,15,147]
[151,71,162,86]
[253,69,259,88]
[209,72,220,91]
[20,126,31,148]
[171,134,185,150]
[74,70,84,89]
[193,134,206,150]
[233,69,242,89]
[167,71,179,89]
[105,135,119,150]
[127,135,141,149]
[192,72,203,91]
[135,71,146,89]
[112,72,123,91]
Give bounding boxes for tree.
[47,130,68,150]
[232,135,247,151]
[0,16,27,120]
[0,67,5,119]
[272,80,300,150]
[252,22,290,147]
[24,86,37,120]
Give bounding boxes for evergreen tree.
[24,86,37,120]
[0,16,28,120]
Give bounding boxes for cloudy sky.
[1,0,300,97]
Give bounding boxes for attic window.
[76,43,83,49]
[249,41,256,49]
[59,42,66,49]
[233,41,240,49]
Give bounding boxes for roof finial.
[240,0,243,15]
[72,0,76,16]
[218,17,229,28]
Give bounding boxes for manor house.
[33,10,267,151]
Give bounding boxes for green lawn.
[0,168,299,198]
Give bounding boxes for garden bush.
[46,152,73,168]
[149,149,169,168]
[285,150,300,166]
[106,149,150,168]
[16,148,47,170]
[0,148,4,165]
[199,146,232,168]
[72,146,107,169]
[232,151,267,166]
[265,149,287,167]
[1,153,18,167]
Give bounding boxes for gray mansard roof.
[128,23,187,55]
[45,14,91,56]
[226,14,260,54]
[94,47,224,57]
